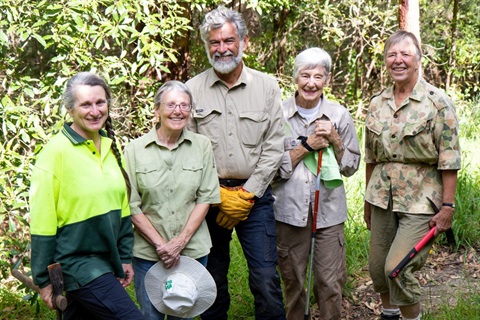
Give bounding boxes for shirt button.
[92,151,96,155]
[394,114,398,118]
[393,154,397,158]
[391,134,396,138]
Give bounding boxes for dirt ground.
[311,245,480,319]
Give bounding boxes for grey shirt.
[272,94,361,228]
[186,66,284,197]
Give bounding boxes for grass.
[422,290,480,319]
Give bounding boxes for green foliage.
[422,290,480,319]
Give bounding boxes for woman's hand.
[118,263,134,287]
[429,207,454,236]
[364,201,372,230]
[156,236,187,269]
[40,284,55,309]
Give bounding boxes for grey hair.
[199,5,248,43]
[154,80,193,110]
[384,30,422,62]
[293,47,332,81]
[63,72,111,111]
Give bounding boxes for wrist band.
[442,203,455,208]
[297,136,314,152]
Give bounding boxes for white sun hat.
[144,256,217,318]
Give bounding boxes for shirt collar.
[61,123,107,145]
[142,125,193,149]
[286,92,334,122]
[206,64,248,89]
[381,77,425,102]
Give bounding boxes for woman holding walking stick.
[272,47,361,320]
[364,31,461,320]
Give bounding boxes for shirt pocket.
[365,114,386,160]
[239,111,268,147]
[135,163,163,191]
[401,119,437,164]
[193,108,221,145]
[180,162,204,190]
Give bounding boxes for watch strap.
[297,136,314,152]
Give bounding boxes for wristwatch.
[442,203,455,209]
[297,136,314,152]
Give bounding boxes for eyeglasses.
[162,102,192,111]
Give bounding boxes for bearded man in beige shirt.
[186,5,286,320]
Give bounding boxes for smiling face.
[206,22,248,75]
[155,90,191,133]
[385,38,421,86]
[295,65,330,109]
[68,85,108,140]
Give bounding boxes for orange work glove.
[216,187,255,229]
[216,211,239,230]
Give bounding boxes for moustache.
[213,51,234,59]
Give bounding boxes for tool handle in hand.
[388,227,436,279]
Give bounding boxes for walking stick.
[305,149,323,320]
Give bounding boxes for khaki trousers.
[276,214,346,320]
[369,203,434,306]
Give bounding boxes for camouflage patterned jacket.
[364,78,461,214]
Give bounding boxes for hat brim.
[145,256,217,318]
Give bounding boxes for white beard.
[208,42,244,74]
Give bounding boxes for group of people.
[29,5,460,320]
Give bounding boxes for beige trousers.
[276,213,346,320]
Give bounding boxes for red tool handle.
[388,227,436,279]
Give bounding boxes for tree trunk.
[399,0,421,43]
[445,0,459,90]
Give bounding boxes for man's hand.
[40,284,54,309]
[216,187,255,228]
[216,211,240,229]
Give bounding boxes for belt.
[219,179,248,187]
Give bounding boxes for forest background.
[1,0,479,319]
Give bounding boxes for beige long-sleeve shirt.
[272,95,361,228]
[186,66,284,197]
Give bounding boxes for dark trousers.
[201,186,286,320]
[64,273,145,320]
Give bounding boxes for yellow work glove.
[216,187,255,229]
[216,211,239,230]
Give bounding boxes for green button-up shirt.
[364,78,461,213]
[124,127,220,260]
